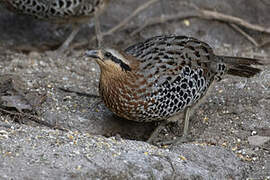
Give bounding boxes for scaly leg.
[58,24,81,52]
[182,107,190,137]
[158,107,191,146]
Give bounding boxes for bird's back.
[122,35,220,121]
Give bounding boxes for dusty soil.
[0,0,270,179]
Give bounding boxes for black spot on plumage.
[186,45,195,51]
[41,5,45,11]
[154,69,160,75]
[141,50,152,58]
[158,52,164,56]
[192,89,196,95]
[200,78,205,86]
[163,81,170,88]
[189,81,193,87]
[164,89,168,95]
[36,5,41,11]
[174,36,188,40]
[59,0,64,7]
[161,111,167,116]
[193,74,198,82]
[161,104,165,109]
[180,102,185,108]
[182,78,188,83]
[184,67,190,75]
[179,90,184,96]
[166,93,171,98]
[197,80,201,88]
[174,76,181,83]
[178,101,183,107]
[160,65,167,69]
[194,51,200,58]
[199,69,203,76]
[167,61,175,65]
[66,0,72,8]
[167,51,175,55]
[181,83,187,89]
[186,97,191,104]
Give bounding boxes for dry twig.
[102,0,159,37]
[58,87,100,98]
[131,8,270,45]
[0,108,67,131]
[229,23,259,47]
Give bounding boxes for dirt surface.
[0,0,270,179]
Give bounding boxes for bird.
[2,0,110,51]
[85,35,266,144]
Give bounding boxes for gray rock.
[0,124,247,180]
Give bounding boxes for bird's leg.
[180,107,191,141]
[94,13,103,48]
[158,107,191,146]
[147,121,167,144]
[58,24,81,52]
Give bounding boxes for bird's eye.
[104,52,112,58]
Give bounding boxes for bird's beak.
[85,50,100,59]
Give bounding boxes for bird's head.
[85,48,133,73]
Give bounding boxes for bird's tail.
[218,56,267,78]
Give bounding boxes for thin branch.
[0,108,67,131]
[200,10,270,34]
[58,87,100,98]
[101,0,160,37]
[230,23,259,47]
[131,11,198,35]
[258,40,270,48]
[131,9,270,36]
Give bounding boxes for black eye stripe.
[105,51,131,71]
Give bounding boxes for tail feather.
[218,56,268,78]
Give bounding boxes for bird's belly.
[100,67,211,123]
[102,81,210,123]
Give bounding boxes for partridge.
[2,0,110,51]
[85,35,265,144]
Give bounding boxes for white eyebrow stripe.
[105,48,129,65]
